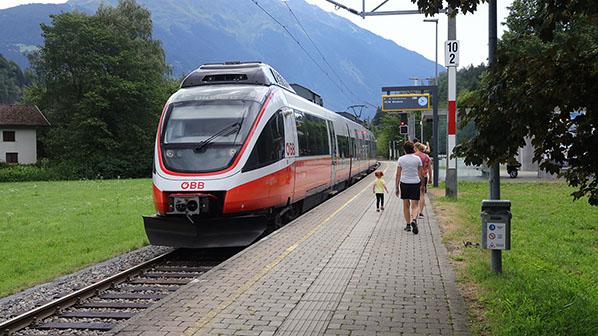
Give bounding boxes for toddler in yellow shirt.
[373,171,389,212]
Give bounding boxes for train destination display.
[381,94,430,111]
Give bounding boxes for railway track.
[1,248,242,335]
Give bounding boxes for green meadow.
[432,181,598,336]
[1,179,597,336]
[0,179,153,297]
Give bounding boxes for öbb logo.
[181,181,205,190]
[285,142,296,156]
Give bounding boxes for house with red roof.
[0,105,50,164]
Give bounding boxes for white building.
[0,105,50,164]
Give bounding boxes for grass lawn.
[431,181,598,336]
[0,179,153,298]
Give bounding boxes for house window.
[6,153,18,163]
[3,131,15,142]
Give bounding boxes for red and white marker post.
[445,13,458,197]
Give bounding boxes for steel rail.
[0,250,176,336]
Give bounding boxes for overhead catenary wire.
[250,0,376,110]
[283,1,364,105]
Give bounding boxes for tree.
[0,53,31,104]
[412,0,489,16]
[26,0,174,178]
[451,0,598,204]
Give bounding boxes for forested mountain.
[0,0,442,117]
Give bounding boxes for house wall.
[518,136,539,171]
[0,128,37,164]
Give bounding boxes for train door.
[346,123,353,179]
[353,128,361,174]
[327,120,337,188]
[282,107,297,201]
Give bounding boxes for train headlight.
[187,200,198,212]
[168,194,205,215]
[166,149,175,158]
[175,199,187,212]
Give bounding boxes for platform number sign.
[445,40,459,67]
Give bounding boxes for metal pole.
[420,115,423,141]
[435,20,438,85]
[488,0,501,273]
[445,10,458,198]
[423,19,439,86]
[433,85,439,187]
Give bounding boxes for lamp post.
[423,18,439,86]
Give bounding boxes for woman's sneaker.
[411,219,419,234]
[419,213,424,219]
[404,223,411,232]
[381,207,384,210]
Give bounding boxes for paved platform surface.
[112,161,469,336]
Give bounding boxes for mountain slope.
[0,0,443,115]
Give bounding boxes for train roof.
[181,62,296,94]
[180,62,371,133]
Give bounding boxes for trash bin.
[481,200,511,250]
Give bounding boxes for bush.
[0,157,152,182]
[0,159,68,182]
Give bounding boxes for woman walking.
[395,141,425,234]
[414,142,432,219]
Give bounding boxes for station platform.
[113,161,469,336]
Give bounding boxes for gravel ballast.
[0,245,173,324]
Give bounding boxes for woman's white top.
[397,154,423,183]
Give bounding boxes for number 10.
[445,40,460,67]
[448,41,458,52]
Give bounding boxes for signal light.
[400,113,408,126]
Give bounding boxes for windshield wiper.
[194,122,241,153]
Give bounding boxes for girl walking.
[373,171,389,212]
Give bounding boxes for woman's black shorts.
[400,182,421,200]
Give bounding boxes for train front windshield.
[160,85,269,173]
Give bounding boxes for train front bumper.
[143,215,267,248]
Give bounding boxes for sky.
[1,0,514,70]
[305,0,514,70]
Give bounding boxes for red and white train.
[144,62,377,248]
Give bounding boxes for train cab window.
[160,98,262,173]
[243,111,285,172]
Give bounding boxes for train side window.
[337,135,349,158]
[304,113,329,156]
[295,111,330,157]
[295,111,309,156]
[243,111,285,172]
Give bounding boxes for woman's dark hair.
[404,141,415,154]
